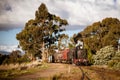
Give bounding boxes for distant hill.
[0,51,10,55]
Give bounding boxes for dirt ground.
[82,66,120,80]
[1,63,120,80]
[14,63,71,80]
[13,63,83,80]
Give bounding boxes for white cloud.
[0,45,22,53]
[0,0,120,29]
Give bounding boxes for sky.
[0,0,120,53]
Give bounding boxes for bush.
[93,45,120,69]
[108,60,116,67]
[87,49,94,65]
[2,53,31,65]
[93,45,115,65]
[17,54,31,63]
[108,51,120,69]
[0,54,9,65]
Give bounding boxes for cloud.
[0,0,120,31]
[0,23,24,31]
[46,0,120,25]
[64,25,86,31]
[0,45,22,53]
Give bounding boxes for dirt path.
[12,63,120,80]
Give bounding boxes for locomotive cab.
[73,45,88,66]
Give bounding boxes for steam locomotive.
[49,44,88,65]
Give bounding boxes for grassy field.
[0,61,48,79]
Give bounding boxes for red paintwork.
[61,49,69,60]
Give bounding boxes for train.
[49,45,89,66]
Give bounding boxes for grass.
[0,62,49,79]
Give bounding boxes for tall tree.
[75,17,120,54]
[16,3,68,61]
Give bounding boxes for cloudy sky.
[0,0,120,53]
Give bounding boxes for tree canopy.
[16,3,68,60]
[74,17,120,54]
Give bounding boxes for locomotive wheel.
[84,61,88,66]
[76,61,80,66]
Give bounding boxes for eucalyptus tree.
[75,17,120,54]
[16,3,68,61]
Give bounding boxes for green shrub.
[93,45,115,65]
[17,54,31,63]
[93,45,120,69]
[109,51,120,69]
[87,49,94,65]
[108,60,116,67]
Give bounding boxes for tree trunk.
[27,51,34,61]
[42,41,46,62]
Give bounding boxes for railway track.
[78,66,120,80]
[78,66,91,80]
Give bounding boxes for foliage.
[0,50,31,65]
[87,49,94,65]
[108,51,120,69]
[74,17,120,54]
[2,50,22,64]
[16,3,68,60]
[0,54,9,65]
[93,45,120,69]
[93,45,115,65]
[17,54,31,63]
[68,36,76,49]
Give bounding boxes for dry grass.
[0,61,42,70]
[0,61,45,79]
